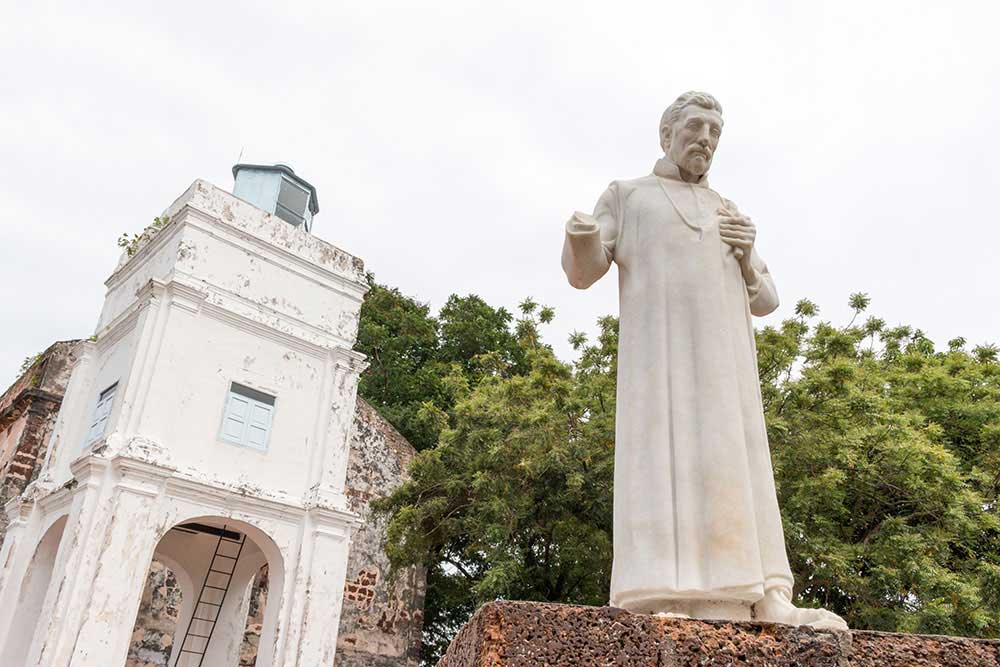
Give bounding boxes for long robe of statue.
[563,157,792,608]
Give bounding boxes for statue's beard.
[679,148,711,176]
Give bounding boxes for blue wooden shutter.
[222,393,251,442]
[85,383,117,445]
[245,402,273,450]
[220,383,275,451]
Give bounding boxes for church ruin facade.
[0,170,424,666]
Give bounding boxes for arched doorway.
[125,517,284,667]
[0,515,68,666]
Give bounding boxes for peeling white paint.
[0,179,370,666]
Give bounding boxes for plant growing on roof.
[117,215,171,257]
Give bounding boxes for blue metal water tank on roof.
[232,163,319,232]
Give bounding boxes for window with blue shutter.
[84,382,118,446]
[220,383,275,451]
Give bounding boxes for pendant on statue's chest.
[658,180,707,241]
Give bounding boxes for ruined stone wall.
[335,399,425,667]
[0,341,79,539]
[438,601,1000,667]
[126,561,182,667]
[239,565,269,666]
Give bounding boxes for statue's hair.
[659,91,723,152]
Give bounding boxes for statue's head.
[659,91,723,178]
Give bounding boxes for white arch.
[0,515,68,666]
[36,509,71,542]
[130,515,283,667]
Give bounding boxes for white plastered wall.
[0,179,368,666]
[0,515,66,666]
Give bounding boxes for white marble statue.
[561,91,847,630]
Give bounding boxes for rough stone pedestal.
[437,601,1000,667]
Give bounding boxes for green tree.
[765,296,1000,636]
[376,308,615,662]
[355,275,536,452]
[355,275,443,451]
[374,291,1000,664]
[437,294,525,376]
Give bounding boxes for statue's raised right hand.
[568,211,599,232]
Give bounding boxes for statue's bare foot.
[753,589,847,631]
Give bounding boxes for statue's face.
[665,105,723,177]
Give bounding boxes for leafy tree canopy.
[355,274,525,451]
[357,282,1000,665]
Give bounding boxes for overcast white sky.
[2,1,998,384]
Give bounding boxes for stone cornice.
[92,276,362,364]
[163,473,310,524]
[302,486,361,533]
[3,494,34,525]
[60,442,357,527]
[332,348,369,374]
[36,483,74,515]
[181,207,367,303]
[113,457,171,498]
[305,504,361,538]
[93,297,144,349]
[69,452,112,490]
[0,388,63,429]
[105,191,368,305]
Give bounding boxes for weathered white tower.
[0,168,369,666]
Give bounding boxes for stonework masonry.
[336,399,425,667]
[127,561,183,666]
[438,602,1000,667]
[0,341,79,539]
